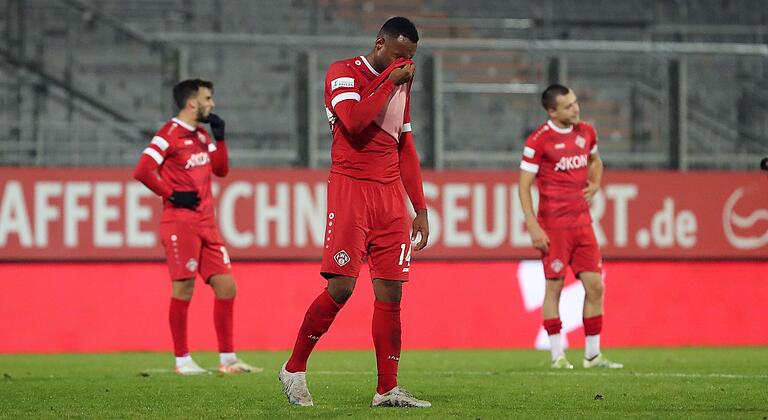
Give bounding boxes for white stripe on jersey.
[151,136,169,151]
[402,122,412,132]
[331,92,361,108]
[590,144,598,155]
[520,160,539,173]
[143,147,164,165]
[208,143,217,152]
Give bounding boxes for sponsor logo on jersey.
[334,250,350,267]
[523,146,536,158]
[185,152,210,169]
[575,135,586,149]
[554,154,588,172]
[331,77,355,91]
[185,258,198,272]
[550,259,564,273]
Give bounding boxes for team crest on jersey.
[186,258,198,272]
[550,259,564,273]
[575,135,586,149]
[334,250,351,267]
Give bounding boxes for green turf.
[0,348,766,419]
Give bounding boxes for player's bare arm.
[518,170,549,252]
[411,209,429,251]
[583,153,603,202]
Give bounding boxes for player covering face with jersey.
[279,17,432,408]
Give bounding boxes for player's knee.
[544,279,565,297]
[585,282,604,299]
[215,283,237,299]
[328,285,354,303]
[172,281,195,300]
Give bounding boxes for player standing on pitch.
[518,84,623,370]
[133,79,261,375]
[279,17,431,408]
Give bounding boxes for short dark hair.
[541,84,570,110]
[379,17,419,43]
[173,79,214,109]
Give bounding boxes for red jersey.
[141,118,220,225]
[520,120,599,229]
[324,55,412,183]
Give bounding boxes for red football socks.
[285,289,344,373]
[373,300,401,394]
[214,297,235,353]
[169,298,190,357]
[543,318,563,335]
[583,314,603,336]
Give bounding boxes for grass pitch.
[0,348,766,418]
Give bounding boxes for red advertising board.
[1,261,766,353]
[0,168,766,260]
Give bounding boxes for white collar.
[172,117,196,132]
[547,120,573,134]
[359,55,380,76]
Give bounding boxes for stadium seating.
[0,0,765,168]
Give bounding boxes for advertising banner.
[1,168,766,260]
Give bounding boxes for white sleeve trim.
[331,92,361,108]
[590,144,599,154]
[402,122,412,132]
[208,143,217,152]
[151,136,169,151]
[520,160,539,173]
[143,147,164,165]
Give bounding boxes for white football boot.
[219,358,263,373]
[551,354,574,369]
[583,353,624,369]
[372,386,431,408]
[279,362,314,407]
[175,359,208,375]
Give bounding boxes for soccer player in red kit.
[133,79,260,375]
[518,84,623,370]
[279,17,431,408]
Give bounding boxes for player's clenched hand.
[583,180,600,203]
[169,191,200,210]
[527,221,549,253]
[388,64,415,86]
[411,209,429,251]
[207,113,226,141]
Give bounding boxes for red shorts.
[540,224,602,279]
[320,172,412,281]
[159,221,232,282]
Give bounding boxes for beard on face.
[197,104,210,123]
